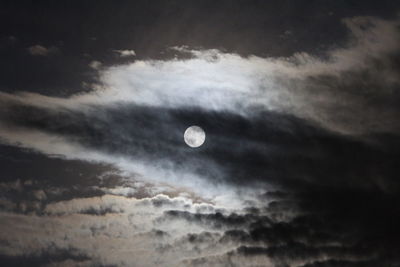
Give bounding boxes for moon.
[184,126,206,148]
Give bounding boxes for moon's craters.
[184,126,206,148]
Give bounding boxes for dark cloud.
[1,101,399,192]
[0,155,111,188]
[0,248,91,267]
[154,183,400,265]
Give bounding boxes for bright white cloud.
[8,16,398,134]
[113,49,136,57]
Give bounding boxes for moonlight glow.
[184,126,206,148]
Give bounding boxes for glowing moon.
[184,126,206,148]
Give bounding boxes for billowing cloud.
[1,178,399,266]
[0,185,240,267]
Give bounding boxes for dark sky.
[0,1,400,266]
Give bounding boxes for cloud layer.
[0,15,399,267]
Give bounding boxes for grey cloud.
[0,12,400,267]
[0,190,237,266]
[28,45,58,56]
[163,209,272,230]
[299,259,392,267]
[89,60,102,69]
[0,18,398,194]
[0,92,399,217]
[156,187,400,266]
[1,183,399,266]
[0,247,92,267]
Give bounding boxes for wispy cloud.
[10,16,400,135]
[0,16,398,200]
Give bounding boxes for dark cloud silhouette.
[0,248,92,267]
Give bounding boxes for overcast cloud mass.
[0,1,399,266]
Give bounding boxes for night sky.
[1,1,400,266]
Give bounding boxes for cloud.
[4,16,397,136]
[1,176,400,266]
[28,45,58,56]
[0,16,399,266]
[113,49,136,57]
[1,17,396,202]
[1,96,398,195]
[88,60,102,69]
[0,190,240,266]
[0,248,91,267]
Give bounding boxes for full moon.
[184,126,206,148]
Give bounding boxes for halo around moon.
[184,126,206,148]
